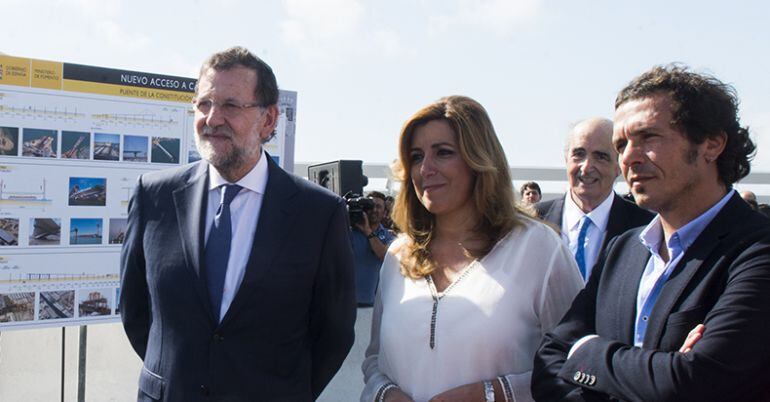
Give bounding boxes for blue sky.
[94,133,120,145]
[70,218,102,234]
[69,177,105,190]
[2,0,768,172]
[123,135,148,153]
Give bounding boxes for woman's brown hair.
[392,96,523,279]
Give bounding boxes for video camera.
[307,160,371,227]
[343,192,374,226]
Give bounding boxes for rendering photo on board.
[108,218,127,244]
[70,218,103,245]
[68,177,106,206]
[0,218,20,246]
[0,292,35,322]
[39,290,75,320]
[22,128,57,158]
[115,288,121,314]
[123,135,148,162]
[28,218,61,246]
[61,131,91,159]
[151,137,180,164]
[93,133,120,161]
[0,127,20,156]
[78,288,113,317]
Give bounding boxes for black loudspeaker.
[308,160,368,197]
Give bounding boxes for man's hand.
[354,212,372,236]
[384,387,415,402]
[429,381,489,402]
[679,323,705,353]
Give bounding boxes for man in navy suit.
[536,118,652,282]
[533,65,770,401]
[120,46,356,402]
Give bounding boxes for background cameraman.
[350,191,395,307]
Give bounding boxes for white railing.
[295,163,770,204]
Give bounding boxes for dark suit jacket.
[120,157,356,402]
[532,193,770,402]
[535,193,653,266]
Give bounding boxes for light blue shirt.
[351,224,395,305]
[634,189,735,346]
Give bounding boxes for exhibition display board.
[0,55,297,329]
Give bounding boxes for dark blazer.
[535,193,653,260]
[532,193,770,402]
[120,157,356,402]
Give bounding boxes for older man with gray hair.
[536,118,652,282]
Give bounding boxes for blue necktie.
[205,184,242,321]
[574,216,592,280]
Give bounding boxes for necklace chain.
[425,263,477,349]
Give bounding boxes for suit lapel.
[220,156,299,327]
[616,240,650,343]
[546,196,565,231]
[602,194,627,251]
[643,193,745,347]
[172,162,214,321]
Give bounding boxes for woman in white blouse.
[361,96,583,402]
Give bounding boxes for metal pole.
[61,327,65,402]
[77,325,87,402]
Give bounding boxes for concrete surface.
[0,307,372,401]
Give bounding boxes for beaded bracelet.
[497,376,513,402]
[376,382,398,402]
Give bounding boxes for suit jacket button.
[213,333,224,342]
[580,372,588,383]
[588,375,596,386]
[573,371,582,382]
[200,385,209,396]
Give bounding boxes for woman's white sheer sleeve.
[537,236,583,332]
[360,286,394,402]
[500,228,583,402]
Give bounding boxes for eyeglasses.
[192,98,263,117]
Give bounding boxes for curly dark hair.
[615,65,755,185]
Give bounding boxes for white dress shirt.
[561,191,615,281]
[205,149,269,321]
[361,216,584,402]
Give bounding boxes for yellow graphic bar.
[1,54,194,102]
[30,59,63,90]
[62,79,194,103]
[0,55,32,87]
